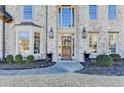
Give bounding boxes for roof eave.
[0,9,13,23]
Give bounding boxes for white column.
[30,29,33,55]
[15,30,18,55]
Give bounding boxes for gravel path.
[0,73,123,87]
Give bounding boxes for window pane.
[62,7,71,27]
[89,5,97,20]
[34,32,40,54]
[109,5,116,20]
[18,32,30,54]
[89,33,98,53]
[58,6,74,28]
[109,33,117,53]
[23,5,32,20]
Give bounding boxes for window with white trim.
[58,5,74,28]
[109,33,118,53]
[89,5,97,20]
[89,33,98,53]
[23,5,33,20]
[34,32,40,54]
[18,32,30,54]
[108,5,116,20]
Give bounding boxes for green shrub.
[26,55,34,64]
[96,55,113,67]
[15,54,23,64]
[6,55,14,64]
[109,54,121,62]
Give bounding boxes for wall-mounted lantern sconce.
[49,27,54,38]
[82,27,87,38]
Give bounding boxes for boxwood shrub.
[96,55,113,67]
[6,55,14,64]
[109,54,121,62]
[26,55,34,64]
[15,54,23,64]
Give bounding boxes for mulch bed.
[0,60,56,70]
[76,62,124,76]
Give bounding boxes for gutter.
[46,5,48,59]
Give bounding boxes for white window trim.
[16,30,41,58]
[16,31,31,57]
[108,32,118,54]
[32,31,42,59]
[58,6,75,28]
[33,31,41,55]
[89,32,99,54]
[89,5,97,20]
[21,5,34,21]
[108,5,117,21]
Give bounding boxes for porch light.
[49,27,54,38]
[82,27,87,38]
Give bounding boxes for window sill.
[21,19,33,22]
[108,20,117,23]
[58,27,75,29]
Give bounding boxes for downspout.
[46,5,48,59]
[2,19,5,61]
[2,5,6,62]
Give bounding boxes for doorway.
[62,36,72,59]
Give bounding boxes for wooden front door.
[62,36,71,59]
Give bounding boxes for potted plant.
[47,51,53,62]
